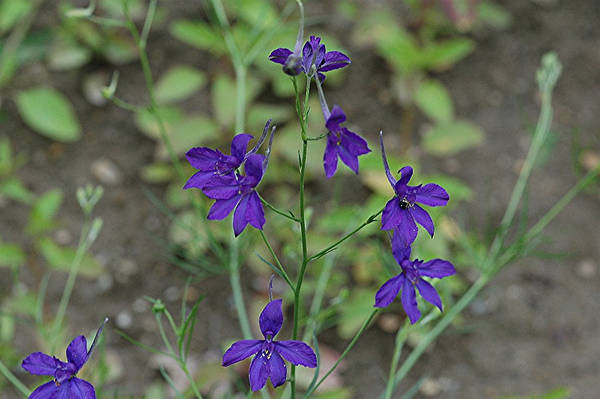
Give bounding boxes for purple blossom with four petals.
[322,105,371,178]
[379,133,449,247]
[203,154,267,236]
[222,299,317,391]
[374,242,455,324]
[183,120,272,190]
[21,319,107,399]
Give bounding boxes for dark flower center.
[399,198,411,210]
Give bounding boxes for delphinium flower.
[314,76,370,178]
[21,318,107,399]
[270,34,350,81]
[268,2,304,76]
[202,153,269,237]
[379,132,450,247]
[183,120,272,190]
[222,299,317,391]
[375,240,455,324]
[302,35,351,82]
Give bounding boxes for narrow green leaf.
[26,189,63,234]
[0,0,32,34]
[169,20,225,54]
[0,177,35,204]
[414,80,454,123]
[37,237,103,278]
[16,87,81,142]
[155,65,207,104]
[422,39,475,70]
[0,242,25,269]
[422,119,484,156]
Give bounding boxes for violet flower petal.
[28,381,56,399]
[275,341,317,367]
[379,132,397,187]
[259,299,283,338]
[391,237,412,265]
[394,211,418,247]
[416,278,443,311]
[21,353,60,376]
[337,143,359,174]
[246,191,265,230]
[183,170,217,190]
[410,204,435,237]
[249,354,269,391]
[381,197,402,231]
[340,128,370,156]
[419,259,456,278]
[323,138,339,179]
[415,183,449,207]
[320,51,351,72]
[66,336,88,371]
[230,134,253,162]
[325,105,346,131]
[268,351,287,388]
[233,195,250,237]
[397,166,413,186]
[207,195,241,220]
[69,377,97,399]
[374,274,405,308]
[269,48,293,65]
[185,147,220,171]
[244,154,265,183]
[201,175,239,199]
[401,278,420,324]
[222,340,263,366]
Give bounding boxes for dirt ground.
[2,0,599,398]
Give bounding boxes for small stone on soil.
[91,158,123,186]
[577,258,597,278]
[116,310,133,329]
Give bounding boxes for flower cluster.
[22,319,107,399]
[375,133,456,323]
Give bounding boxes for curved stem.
[259,231,295,290]
[308,207,383,263]
[384,322,410,399]
[303,309,379,398]
[0,359,29,397]
[258,192,300,222]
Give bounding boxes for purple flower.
[268,3,305,75]
[302,36,351,82]
[379,133,449,247]
[222,299,317,391]
[323,105,371,178]
[374,242,455,324]
[184,120,272,190]
[21,319,107,399]
[270,36,350,81]
[203,154,267,236]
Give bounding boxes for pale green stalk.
[0,359,29,397]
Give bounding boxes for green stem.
[52,218,93,348]
[180,361,204,399]
[308,208,383,263]
[303,309,379,398]
[258,192,300,222]
[384,322,410,399]
[0,359,29,398]
[259,230,295,290]
[291,74,312,399]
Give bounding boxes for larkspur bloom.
[315,77,370,178]
[379,132,449,247]
[268,4,304,76]
[302,36,351,82]
[183,120,272,190]
[21,318,107,399]
[374,241,455,324]
[222,299,317,391]
[202,153,267,236]
[270,36,350,82]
